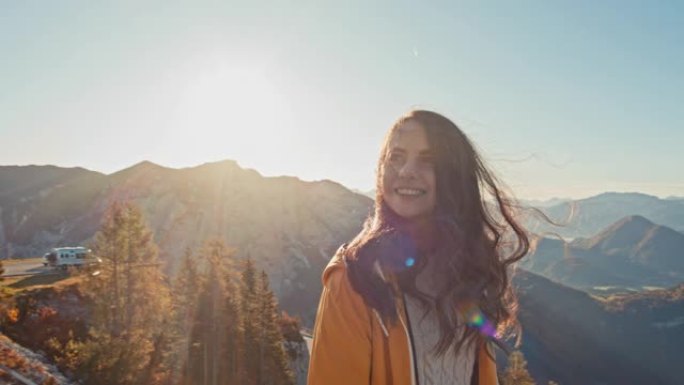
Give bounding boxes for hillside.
[0,333,73,384]
[513,270,683,385]
[0,161,373,322]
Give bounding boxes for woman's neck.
[405,218,437,254]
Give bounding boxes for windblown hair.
[344,110,530,357]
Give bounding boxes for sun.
[168,60,295,169]
[181,65,289,134]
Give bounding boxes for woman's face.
[381,120,437,222]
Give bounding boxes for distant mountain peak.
[586,191,660,202]
[108,160,170,181]
[194,159,241,169]
[134,160,161,168]
[186,160,265,182]
[614,214,653,227]
[112,160,163,173]
[586,215,656,249]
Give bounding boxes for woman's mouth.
[394,188,426,196]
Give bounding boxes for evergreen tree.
[222,247,243,385]
[257,270,294,385]
[185,239,241,385]
[77,201,171,385]
[240,257,260,385]
[171,247,203,384]
[502,350,536,385]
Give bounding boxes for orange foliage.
[6,307,19,323]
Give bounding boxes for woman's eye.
[388,153,405,165]
[419,156,435,167]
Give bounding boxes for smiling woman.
[308,110,531,385]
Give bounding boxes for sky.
[1,0,682,200]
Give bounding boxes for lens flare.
[405,257,415,267]
[461,305,511,355]
[470,313,484,327]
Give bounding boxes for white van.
[43,247,102,269]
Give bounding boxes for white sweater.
[404,261,477,385]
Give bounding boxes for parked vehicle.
[43,247,102,269]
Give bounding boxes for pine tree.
[77,201,171,385]
[171,247,203,384]
[240,257,260,385]
[184,239,243,385]
[502,350,536,385]
[222,247,243,385]
[257,270,294,385]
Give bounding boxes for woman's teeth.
[395,188,425,196]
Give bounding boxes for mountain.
[522,215,684,291]
[351,188,376,199]
[0,161,373,322]
[519,197,572,208]
[513,270,684,385]
[526,192,684,238]
[578,215,684,273]
[3,162,682,383]
[0,165,109,255]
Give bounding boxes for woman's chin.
[393,208,432,222]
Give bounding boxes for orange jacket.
[308,252,499,385]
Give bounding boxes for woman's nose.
[398,159,418,178]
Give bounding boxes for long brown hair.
[344,110,529,356]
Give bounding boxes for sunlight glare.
[177,63,293,151]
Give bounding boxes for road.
[1,258,52,277]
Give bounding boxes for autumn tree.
[256,270,294,385]
[75,201,171,385]
[502,350,536,385]
[221,244,243,384]
[185,239,241,385]
[240,257,260,384]
[170,247,203,384]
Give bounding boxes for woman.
[308,110,529,385]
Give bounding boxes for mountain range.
[2,160,683,384]
[526,192,684,238]
[0,161,372,322]
[522,215,684,292]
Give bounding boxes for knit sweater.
[404,260,478,385]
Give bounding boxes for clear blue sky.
[1,1,682,199]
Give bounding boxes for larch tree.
[240,256,260,385]
[186,239,242,385]
[502,350,536,385]
[221,244,243,384]
[257,270,294,385]
[78,201,171,385]
[171,247,203,384]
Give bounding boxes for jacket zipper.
[375,261,419,385]
[397,294,419,385]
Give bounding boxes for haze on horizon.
[1,1,682,200]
